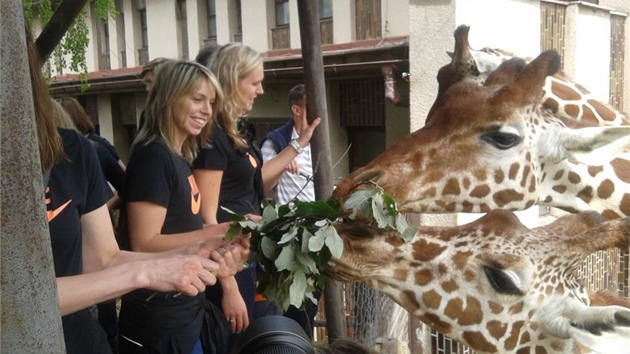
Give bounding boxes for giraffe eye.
[483,266,524,295]
[481,132,521,150]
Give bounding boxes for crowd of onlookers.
[25,19,378,354]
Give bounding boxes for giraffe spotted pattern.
[329,210,630,354]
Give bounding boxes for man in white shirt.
[259,84,319,339]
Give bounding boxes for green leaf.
[262,204,278,222]
[382,194,397,215]
[343,189,376,211]
[296,251,318,274]
[261,236,279,260]
[324,225,344,258]
[224,223,242,241]
[289,269,307,308]
[401,226,417,242]
[275,244,296,271]
[278,226,298,245]
[308,228,327,252]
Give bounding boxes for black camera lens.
[232,316,315,354]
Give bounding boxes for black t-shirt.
[48,129,113,277]
[87,133,125,192]
[192,121,262,222]
[117,139,207,354]
[118,140,203,248]
[46,128,114,354]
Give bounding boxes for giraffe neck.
[538,155,630,219]
[542,75,630,127]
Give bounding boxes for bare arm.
[192,169,223,225]
[126,200,229,253]
[58,205,223,316]
[261,115,321,194]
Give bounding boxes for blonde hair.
[206,42,263,149]
[134,59,224,163]
[51,99,77,130]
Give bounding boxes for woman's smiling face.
[237,63,264,111]
[172,78,216,149]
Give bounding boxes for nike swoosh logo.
[188,176,201,215]
[47,199,72,222]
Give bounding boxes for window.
[275,0,290,26]
[272,0,290,49]
[319,0,332,19]
[319,0,333,44]
[355,0,381,40]
[207,0,217,39]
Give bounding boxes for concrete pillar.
[1,1,65,352]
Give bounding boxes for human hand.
[286,160,299,175]
[296,115,322,147]
[221,287,249,333]
[208,243,244,278]
[142,255,218,296]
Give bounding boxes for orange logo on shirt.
[45,186,72,222]
[188,175,201,215]
[247,152,258,168]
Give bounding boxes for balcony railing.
[138,47,149,66]
[233,33,242,43]
[271,25,290,50]
[320,18,333,45]
[120,50,127,68]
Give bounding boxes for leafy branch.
[225,184,415,313]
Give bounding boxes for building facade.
[45,0,628,186]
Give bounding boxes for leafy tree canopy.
[23,0,115,88]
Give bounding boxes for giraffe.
[329,210,630,354]
[332,31,630,220]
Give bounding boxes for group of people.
[28,20,326,354]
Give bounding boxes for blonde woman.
[192,42,320,351]
[117,60,247,354]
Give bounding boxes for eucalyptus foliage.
[23,0,116,89]
[225,184,416,313]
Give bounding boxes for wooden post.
[296,0,346,342]
[1,2,66,351]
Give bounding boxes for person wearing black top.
[193,42,320,353]
[117,60,248,354]
[26,29,248,354]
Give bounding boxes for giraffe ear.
[558,126,630,165]
[566,305,630,354]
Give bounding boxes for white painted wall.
[574,5,611,102]
[146,0,179,59]
[241,0,270,52]
[455,0,540,58]
[187,0,206,60]
[333,0,353,44]
[383,0,410,38]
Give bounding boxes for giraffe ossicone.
[328,210,630,354]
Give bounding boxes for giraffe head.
[333,29,630,216]
[328,210,630,353]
